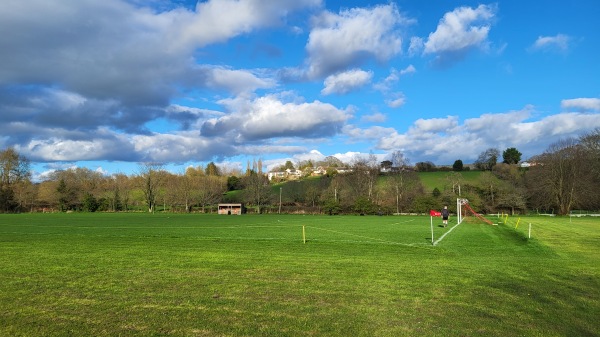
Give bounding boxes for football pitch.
[0,213,598,336]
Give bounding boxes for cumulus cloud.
[321,69,373,95]
[423,4,496,66]
[175,0,322,49]
[415,116,460,132]
[164,104,224,130]
[305,4,406,78]
[385,93,407,108]
[0,0,322,164]
[374,106,600,164]
[201,93,351,141]
[193,66,277,95]
[131,131,236,163]
[344,125,397,141]
[530,34,572,53]
[18,130,137,162]
[560,98,600,111]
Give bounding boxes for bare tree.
[197,175,227,213]
[0,148,31,212]
[386,171,421,214]
[475,148,500,171]
[526,139,585,215]
[138,163,164,213]
[576,129,600,210]
[390,150,409,170]
[13,180,37,212]
[242,159,271,213]
[496,186,527,215]
[243,172,271,213]
[387,150,417,214]
[177,173,195,212]
[162,172,180,212]
[113,173,131,211]
[477,171,502,212]
[445,171,464,196]
[305,185,321,208]
[351,154,379,201]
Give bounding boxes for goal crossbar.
[457,198,494,225]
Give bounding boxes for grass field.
[0,213,598,336]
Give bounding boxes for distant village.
[266,161,537,182]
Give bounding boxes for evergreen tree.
[452,159,464,171]
[502,147,522,164]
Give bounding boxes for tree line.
[0,129,598,215]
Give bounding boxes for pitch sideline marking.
[433,221,462,246]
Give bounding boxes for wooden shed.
[218,203,243,215]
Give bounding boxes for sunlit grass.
[0,213,598,336]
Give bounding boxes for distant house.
[268,168,303,181]
[286,168,303,179]
[519,161,539,168]
[336,167,353,174]
[218,203,243,215]
[267,171,286,181]
[312,166,327,176]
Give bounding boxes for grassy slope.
[417,170,483,192]
[225,171,482,203]
[0,213,598,336]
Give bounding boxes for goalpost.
[457,198,494,225]
[457,198,469,224]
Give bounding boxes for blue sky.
[1,0,599,180]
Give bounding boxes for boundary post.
[302,225,306,244]
[430,215,434,245]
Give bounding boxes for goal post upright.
[457,198,469,224]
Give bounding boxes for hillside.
[417,170,483,192]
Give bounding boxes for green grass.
[418,170,483,192]
[0,213,598,336]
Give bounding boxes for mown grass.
[0,213,598,336]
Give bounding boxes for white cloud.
[464,108,531,132]
[21,135,135,162]
[321,69,373,95]
[561,98,600,111]
[386,94,407,108]
[0,0,313,109]
[361,113,387,123]
[95,166,109,176]
[132,131,235,162]
[415,116,460,132]
[174,0,322,49]
[375,106,600,164]
[400,65,417,76]
[306,4,405,78]
[263,149,326,171]
[422,4,496,67]
[199,66,277,94]
[374,65,416,93]
[424,4,496,54]
[530,34,571,53]
[331,151,369,165]
[343,125,397,140]
[202,93,351,141]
